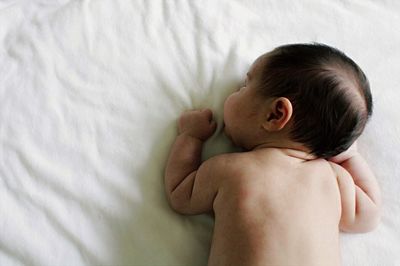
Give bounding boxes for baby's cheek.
[223,101,233,118]
[224,93,237,109]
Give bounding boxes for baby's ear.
[262,97,293,131]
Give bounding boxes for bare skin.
[164,55,381,266]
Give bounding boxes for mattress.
[1,0,400,265]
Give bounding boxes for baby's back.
[209,148,341,266]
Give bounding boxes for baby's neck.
[251,140,315,161]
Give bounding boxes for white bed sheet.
[1,0,400,265]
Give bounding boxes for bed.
[1,0,400,265]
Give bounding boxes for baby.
[164,43,381,266]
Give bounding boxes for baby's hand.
[178,109,217,141]
[329,141,358,164]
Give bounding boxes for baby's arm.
[329,142,381,233]
[164,109,219,215]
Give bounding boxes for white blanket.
[1,0,400,265]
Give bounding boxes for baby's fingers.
[210,119,217,130]
[201,108,214,121]
[202,109,217,128]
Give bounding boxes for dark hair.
[258,43,373,158]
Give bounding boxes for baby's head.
[223,43,372,159]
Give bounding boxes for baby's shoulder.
[203,152,253,174]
